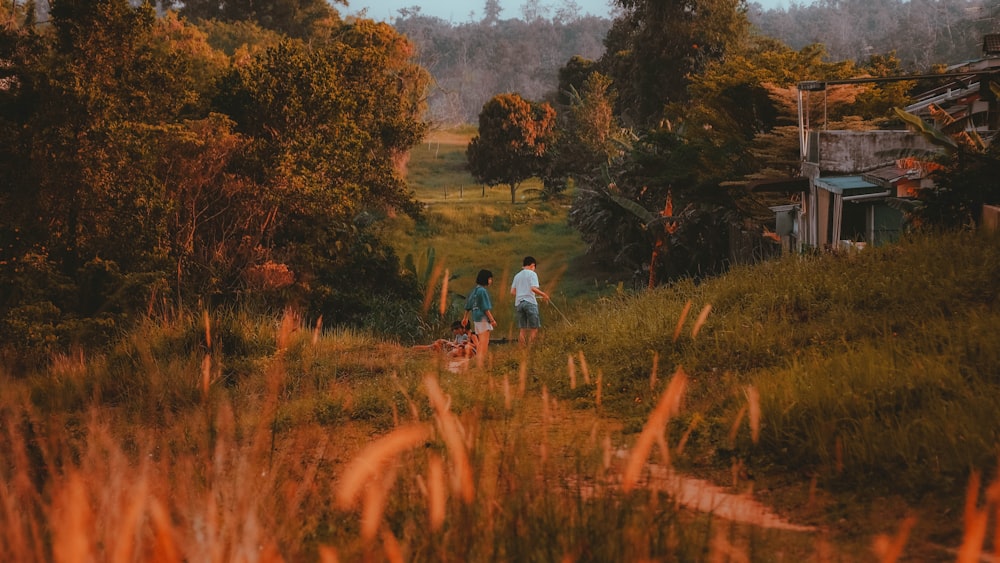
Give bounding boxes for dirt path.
[625,456,817,532]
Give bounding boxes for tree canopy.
[0,0,429,364]
[466,93,557,203]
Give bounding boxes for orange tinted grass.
[424,375,475,504]
[673,300,692,342]
[691,304,712,339]
[622,367,688,492]
[336,424,431,510]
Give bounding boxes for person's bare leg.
[476,332,490,368]
[527,328,539,346]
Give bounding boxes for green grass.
[386,130,625,332]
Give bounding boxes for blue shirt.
[465,285,492,322]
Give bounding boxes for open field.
[386,128,628,319]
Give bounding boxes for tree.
[543,67,623,198]
[482,0,502,25]
[0,0,209,358]
[169,0,339,40]
[599,0,750,127]
[212,21,429,320]
[0,3,433,362]
[570,126,741,286]
[466,93,556,203]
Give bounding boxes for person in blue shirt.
[461,269,496,366]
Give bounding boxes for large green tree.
[0,0,209,358]
[212,20,429,318]
[467,93,557,203]
[599,0,751,127]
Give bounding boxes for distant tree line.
[749,0,996,70]
[383,0,996,126]
[386,2,611,124]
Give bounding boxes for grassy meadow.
[1,129,1000,561]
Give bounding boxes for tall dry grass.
[0,305,846,561]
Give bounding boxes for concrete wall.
[813,131,939,174]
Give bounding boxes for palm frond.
[893,107,958,152]
[605,193,657,226]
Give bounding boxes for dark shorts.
[515,301,541,329]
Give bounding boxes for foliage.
[599,0,751,127]
[546,69,625,195]
[383,0,991,127]
[848,51,914,119]
[466,93,557,204]
[566,26,927,286]
[391,9,611,124]
[562,0,783,286]
[892,103,1000,229]
[0,3,431,366]
[750,0,991,71]
[570,122,757,286]
[167,0,340,40]
[195,18,284,57]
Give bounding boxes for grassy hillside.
[385,129,627,324]
[2,129,999,561]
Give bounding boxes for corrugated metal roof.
[862,165,913,187]
[814,176,885,196]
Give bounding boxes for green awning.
[814,176,886,197]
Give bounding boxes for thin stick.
[548,299,571,324]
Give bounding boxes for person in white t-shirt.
[509,256,549,346]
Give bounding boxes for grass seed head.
[623,367,688,492]
[336,424,430,510]
[673,300,692,342]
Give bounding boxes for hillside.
[391,130,1000,559]
[1,131,998,560]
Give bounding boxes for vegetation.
[466,93,558,204]
[2,0,999,557]
[1,197,997,559]
[388,5,611,124]
[0,1,428,366]
[380,0,993,125]
[893,103,1000,230]
[749,0,995,70]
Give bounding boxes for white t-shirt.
[511,268,539,306]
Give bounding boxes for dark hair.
[451,320,464,330]
[475,269,493,285]
[522,256,536,267]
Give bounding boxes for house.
[769,34,1000,251]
